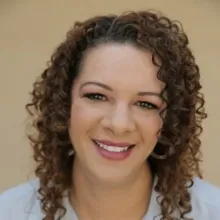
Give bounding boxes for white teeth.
[95,141,130,152]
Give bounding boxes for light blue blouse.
[0,177,220,219]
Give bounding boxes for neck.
[69,159,154,220]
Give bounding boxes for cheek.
[69,99,104,136]
[136,112,162,140]
[71,102,90,123]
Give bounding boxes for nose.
[101,103,136,135]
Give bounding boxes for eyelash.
[136,101,159,110]
[83,93,159,110]
[83,93,106,101]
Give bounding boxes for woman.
[0,10,220,220]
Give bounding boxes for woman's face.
[69,43,165,182]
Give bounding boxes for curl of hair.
[26,10,207,220]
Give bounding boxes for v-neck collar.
[142,178,160,220]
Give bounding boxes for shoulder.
[0,179,43,220]
[191,177,220,204]
[189,177,220,219]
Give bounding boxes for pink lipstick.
[93,139,135,160]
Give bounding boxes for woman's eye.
[83,93,106,101]
[136,101,158,110]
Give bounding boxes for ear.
[156,128,162,140]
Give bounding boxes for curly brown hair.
[26,10,207,220]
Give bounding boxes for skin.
[68,43,166,220]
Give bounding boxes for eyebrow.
[80,81,113,91]
[80,81,163,98]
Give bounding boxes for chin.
[89,161,142,185]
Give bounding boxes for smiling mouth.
[93,140,135,152]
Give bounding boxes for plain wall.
[0,0,219,192]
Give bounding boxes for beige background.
[0,0,219,192]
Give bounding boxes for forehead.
[77,43,164,93]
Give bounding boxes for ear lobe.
[156,129,162,140]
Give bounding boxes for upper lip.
[94,139,134,147]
